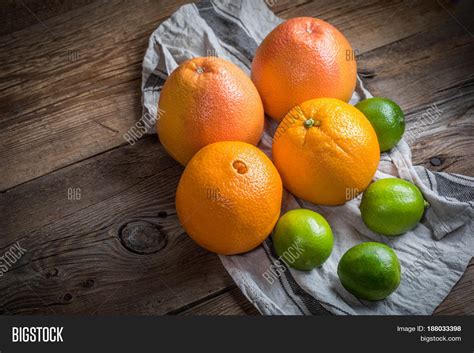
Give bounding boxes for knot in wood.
[118,221,167,255]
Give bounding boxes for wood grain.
[0,0,192,191]
[0,0,472,315]
[0,136,237,314]
[278,0,459,54]
[1,0,97,36]
[177,286,260,315]
[357,16,474,175]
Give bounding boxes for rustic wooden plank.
[0,136,236,314]
[178,286,259,315]
[0,0,308,36]
[0,0,456,191]
[357,16,474,175]
[266,0,310,14]
[0,0,98,36]
[0,0,301,192]
[0,0,192,191]
[278,0,454,54]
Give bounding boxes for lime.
[360,178,427,236]
[337,242,401,301]
[355,97,405,152]
[272,209,333,271]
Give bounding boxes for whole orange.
[176,141,282,255]
[272,98,380,205]
[157,57,264,165]
[251,17,357,121]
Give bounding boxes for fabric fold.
[142,0,473,315]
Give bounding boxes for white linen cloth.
[141,0,474,315]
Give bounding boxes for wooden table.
[1,0,472,315]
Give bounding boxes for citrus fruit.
[360,178,427,236]
[157,57,264,165]
[272,209,334,271]
[272,98,380,206]
[176,141,283,255]
[337,242,401,301]
[251,17,357,121]
[355,98,405,152]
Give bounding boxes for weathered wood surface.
[177,286,259,315]
[0,0,472,315]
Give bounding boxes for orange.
[272,98,380,205]
[251,17,357,121]
[176,141,282,255]
[157,57,264,165]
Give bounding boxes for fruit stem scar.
[424,200,430,208]
[304,118,320,128]
[232,160,248,174]
[196,66,205,74]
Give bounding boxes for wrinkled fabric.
[142,0,474,315]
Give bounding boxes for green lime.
[360,178,427,236]
[338,242,401,301]
[272,209,334,271]
[355,97,405,152]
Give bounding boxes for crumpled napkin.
[141,0,474,315]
